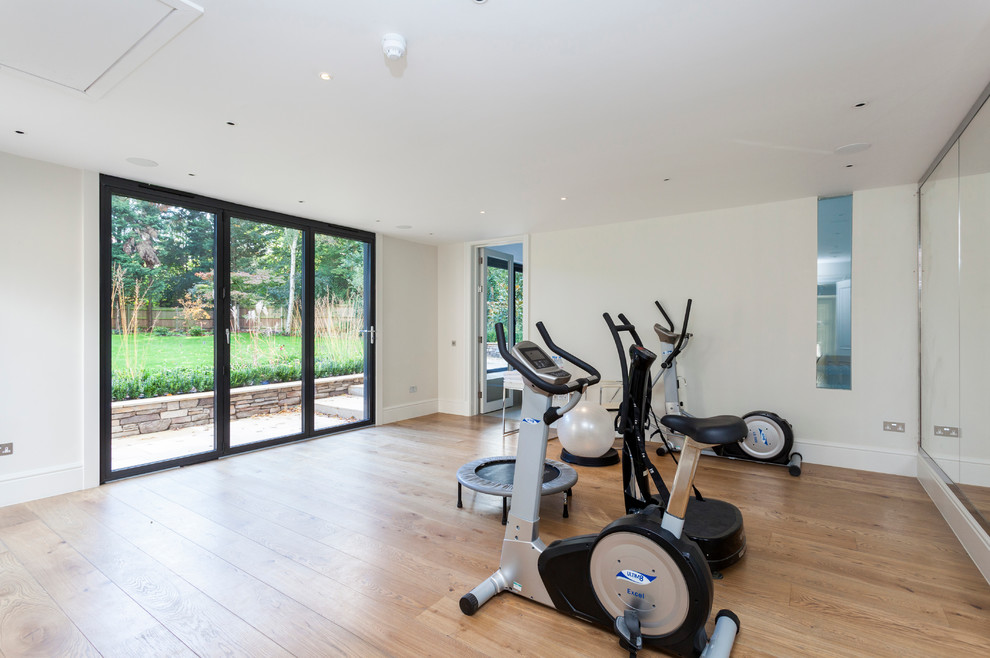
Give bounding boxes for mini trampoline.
[456,456,578,525]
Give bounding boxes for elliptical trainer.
[604,312,747,573]
[653,299,802,476]
[461,321,742,657]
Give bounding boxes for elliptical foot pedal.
[615,610,642,657]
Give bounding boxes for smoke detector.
[382,33,406,60]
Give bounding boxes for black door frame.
[99,175,376,483]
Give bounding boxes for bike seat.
[660,414,747,446]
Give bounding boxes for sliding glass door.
[106,196,218,471]
[314,232,372,429]
[228,217,305,447]
[100,176,375,482]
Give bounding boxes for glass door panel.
[313,233,371,429]
[480,249,515,413]
[229,218,304,447]
[109,195,217,472]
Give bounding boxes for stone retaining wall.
[111,374,364,438]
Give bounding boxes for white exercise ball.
[557,402,615,458]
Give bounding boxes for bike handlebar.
[495,322,600,395]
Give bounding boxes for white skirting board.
[960,457,990,488]
[379,399,440,425]
[438,399,473,416]
[917,453,990,585]
[790,438,917,477]
[0,462,84,508]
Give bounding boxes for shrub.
[151,326,171,336]
[188,326,205,337]
[111,358,364,401]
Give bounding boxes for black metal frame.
[99,175,376,483]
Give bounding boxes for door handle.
[359,326,376,345]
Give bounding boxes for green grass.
[112,333,362,370]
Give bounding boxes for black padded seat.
[661,414,747,446]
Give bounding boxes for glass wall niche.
[816,194,853,389]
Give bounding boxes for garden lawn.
[112,333,305,370]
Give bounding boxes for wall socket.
[882,421,905,433]
[0,443,12,456]
[409,385,417,393]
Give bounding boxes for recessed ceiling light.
[14,130,24,134]
[853,102,868,108]
[834,143,871,155]
[480,211,486,214]
[226,121,236,126]
[298,200,305,203]
[188,173,196,176]
[396,224,412,229]
[560,197,567,201]
[663,178,671,182]
[845,164,854,168]
[319,72,332,81]
[126,157,158,167]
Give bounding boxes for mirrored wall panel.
[959,102,990,522]
[920,93,990,530]
[921,144,960,482]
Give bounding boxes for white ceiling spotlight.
[382,33,407,60]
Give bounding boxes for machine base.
[560,447,620,467]
[682,497,746,571]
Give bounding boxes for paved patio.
[111,397,365,471]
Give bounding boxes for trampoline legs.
[563,488,571,518]
[457,483,463,508]
[502,498,508,525]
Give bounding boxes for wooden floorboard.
[1,412,989,656]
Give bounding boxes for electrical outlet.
[409,385,417,393]
[934,426,960,438]
[0,443,12,456]
[883,421,905,433]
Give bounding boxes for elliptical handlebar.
[495,323,600,395]
[656,299,693,369]
[654,300,676,333]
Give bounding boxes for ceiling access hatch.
[0,0,203,98]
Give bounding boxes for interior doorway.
[476,242,524,417]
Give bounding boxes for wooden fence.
[112,304,360,334]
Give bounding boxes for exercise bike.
[461,321,742,657]
[652,299,802,476]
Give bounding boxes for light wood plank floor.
[2,413,989,657]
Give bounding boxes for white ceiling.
[3,0,990,245]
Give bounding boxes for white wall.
[437,186,920,476]
[378,235,439,423]
[0,151,441,507]
[437,242,470,415]
[0,151,90,504]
